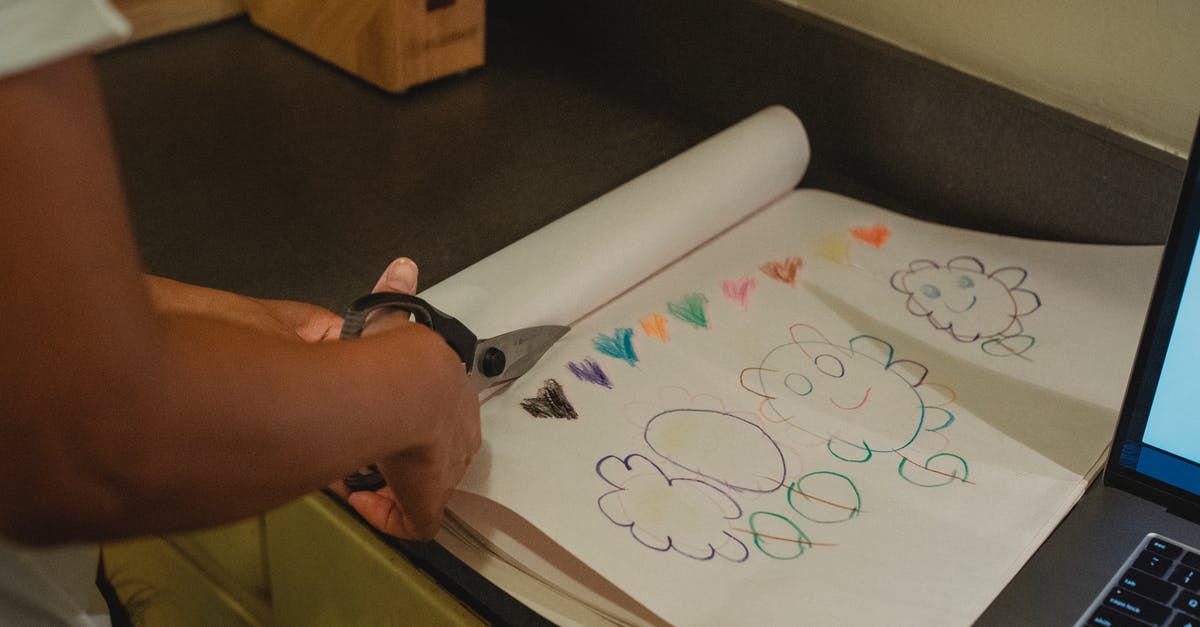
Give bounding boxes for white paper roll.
[420,106,811,337]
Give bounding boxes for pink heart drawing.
[721,277,756,310]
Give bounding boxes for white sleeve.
[0,0,131,78]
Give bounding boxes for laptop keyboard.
[1079,534,1200,626]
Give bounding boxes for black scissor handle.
[340,292,477,371]
[339,292,477,493]
[343,464,387,492]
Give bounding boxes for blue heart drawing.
[593,327,637,367]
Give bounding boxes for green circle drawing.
[898,452,969,487]
[827,439,872,463]
[748,511,809,560]
[981,335,1035,357]
[787,471,862,523]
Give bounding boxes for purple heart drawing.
[568,357,613,388]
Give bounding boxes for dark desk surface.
[96,5,1189,625]
[98,17,721,311]
[99,6,1186,312]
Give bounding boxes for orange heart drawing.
[851,224,891,248]
[759,257,803,286]
[640,312,670,342]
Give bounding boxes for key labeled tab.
[1120,567,1179,603]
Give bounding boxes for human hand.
[146,258,420,344]
[327,258,482,540]
[330,375,481,540]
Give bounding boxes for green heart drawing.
[667,292,709,329]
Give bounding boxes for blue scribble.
[593,327,638,367]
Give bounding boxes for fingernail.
[375,257,419,294]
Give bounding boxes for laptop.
[977,124,1200,626]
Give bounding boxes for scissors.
[339,291,569,492]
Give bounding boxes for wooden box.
[243,0,485,93]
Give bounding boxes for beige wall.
[779,0,1200,156]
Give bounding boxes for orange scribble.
[787,484,863,514]
[729,528,837,547]
[759,256,803,285]
[640,313,669,342]
[851,223,891,248]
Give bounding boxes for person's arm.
[0,54,480,544]
[144,274,345,343]
[142,256,421,344]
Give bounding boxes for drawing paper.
[417,108,1161,626]
[800,199,1160,414]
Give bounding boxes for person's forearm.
[6,311,460,543]
[0,52,471,545]
[144,274,343,342]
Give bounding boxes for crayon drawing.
[567,357,613,388]
[890,256,1041,357]
[721,277,756,310]
[667,292,709,329]
[643,408,787,494]
[594,393,854,563]
[759,256,803,285]
[520,379,578,420]
[593,327,639,366]
[596,453,751,562]
[591,319,971,564]
[639,313,670,342]
[740,323,968,485]
[851,223,891,248]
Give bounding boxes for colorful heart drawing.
[520,379,578,420]
[721,276,756,310]
[593,327,638,366]
[759,257,803,286]
[817,237,850,264]
[567,357,613,388]
[667,293,709,329]
[851,223,891,248]
[640,313,670,343]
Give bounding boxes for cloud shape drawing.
[644,408,787,493]
[596,453,749,562]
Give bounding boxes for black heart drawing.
[520,379,578,420]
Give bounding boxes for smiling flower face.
[741,324,949,461]
[890,256,1041,343]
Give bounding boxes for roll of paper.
[420,106,810,337]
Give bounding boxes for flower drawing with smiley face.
[890,256,1041,344]
[740,324,956,463]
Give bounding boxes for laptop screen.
[1109,125,1200,509]
[1141,233,1200,494]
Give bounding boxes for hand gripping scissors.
[338,292,569,492]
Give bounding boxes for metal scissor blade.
[470,324,570,391]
